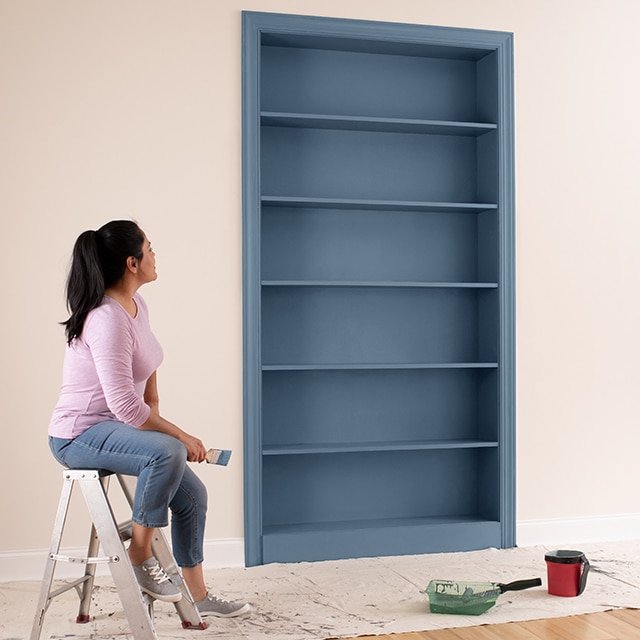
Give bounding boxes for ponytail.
[61,220,144,344]
[62,231,105,344]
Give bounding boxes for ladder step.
[50,553,119,564]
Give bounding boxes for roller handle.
[498,578,542,593]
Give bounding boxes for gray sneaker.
[196,594,251,618]
[132,557,182,603]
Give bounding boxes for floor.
[341,609,640,640]
[3,540,639,640]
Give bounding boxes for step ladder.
[31,469,207,640]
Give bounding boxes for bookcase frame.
[242,11,515,566]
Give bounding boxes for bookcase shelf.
[262,280,498,288]
[262,363,498,371]
[261,111,497,136]
[243,11,515,566]
[262,196,498,212]
[263,440,499,456]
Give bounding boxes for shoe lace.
[210,594,242,609]
[147,562,171,585]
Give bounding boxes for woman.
[48,220,250,618]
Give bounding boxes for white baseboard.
[517,514,640,548]
[201,537,245,569]
[4,516,640,582]
[0,537,245,583]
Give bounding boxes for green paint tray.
[425,578,542,615]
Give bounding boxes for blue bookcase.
[242,11,515,566]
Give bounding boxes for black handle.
[498,578,542,593]
[578,556,590,595]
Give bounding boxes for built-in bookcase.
[242,11,515,566]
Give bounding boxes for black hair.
[62,220,144,344]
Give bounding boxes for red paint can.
[545,550,590,596]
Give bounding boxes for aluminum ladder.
[31,469,206,640]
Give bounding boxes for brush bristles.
[205,448,232,466]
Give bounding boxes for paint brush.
[205,448,232,466]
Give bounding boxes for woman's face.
[136,232,157,284]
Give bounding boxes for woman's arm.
[140,372,207,463]
[143,371,160,416]
[87,308,152,428]
[87,304,206,462]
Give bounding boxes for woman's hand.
[141,372,206,462]
[139,410,207,462]
[179,432,208,463]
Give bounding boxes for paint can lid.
[545,550,585,564]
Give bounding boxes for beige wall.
[2,0,639,566]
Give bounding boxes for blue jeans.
[49,421,207,568]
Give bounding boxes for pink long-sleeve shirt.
[49,293,163,439]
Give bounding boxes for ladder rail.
[75,479,107,623]
[117,474,207,630]
[30,471,75,639]
[78,471,158,639]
